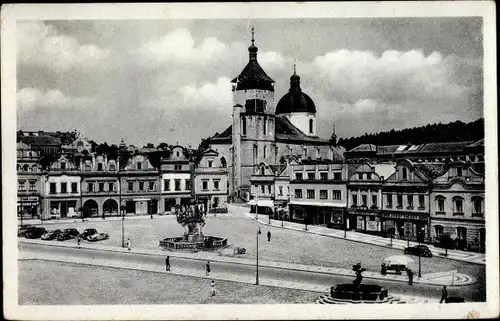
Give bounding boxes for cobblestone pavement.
[245,212,486,265]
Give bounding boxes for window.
[332,190,341,200]
[109,164,116,171]
[213,180,219,190]
[176,151,180,157]
[418,195,425,209]
[307,172,315,180]
[263,146,267,158]
[245,98,266,113]
[396,194,403,208]
[454,197,464,214]
[137,162,142,170]
[99,183,105,192]
[174,164,182,171]
[472,197,483,215]
[304,147,308,157]
[407,195,414,208]
[371,194,377,208]
[309,119,314,134]
[260,185,265,193]
[333,172,342,180]
[267,185,271,193]
[60,162,66,170]
[263,119,267,135]
[85,164,91,171]
[202,180,208,190]
[220,157,227,168]
[71,182,78,193]
[295,189,302,199]
[402,168,408,180]
[164,179,170,191]
[18,180,25,191]
[23,164,30,172]
[457,167,463,177]
[108,182,114,192]
[174,179,181,191]
[367,173,372,180]
[456,227,467,240]
[138,182,144,191]
[320,172,328,180]
[434,225,444,238]
[295,172,303,180]
[358,173,363,180]
[242,118,247,135]
[361,194,367,206]
[208,161,213,168]
[386,193,393,208]
[50,182,56,194]
[97,163,103,171]
[128,182,134,191]
[29,181,36,191]
[212,197,219,208]
[307,189,315,199]
[279,186,283,196]
[88,182,94,192]
[437,197,445,212]
[320,190,328,199]
[149,181,155,191]
[186,180,192,191]
[352,194,358,206]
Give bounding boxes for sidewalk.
[246,213,486,265]
[19,214,175,226]
[19,238,475,286]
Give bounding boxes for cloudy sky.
[16,17,483,147]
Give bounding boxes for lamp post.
[343,210,347,238]
[255,195,258,220]
[418,228,423,277]
[256,226,262,285]
[281,208,284,227]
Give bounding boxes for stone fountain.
[159,199,227,251]
[316,263,404,304]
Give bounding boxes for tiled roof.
[466,139,484,148]
[348,144,377,153]
[18,135,61,146]
[417,141,473,154]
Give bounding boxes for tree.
[144,143,155,149]
[157,142,170,150]
[147,150,167,169]
[39,154,56,170]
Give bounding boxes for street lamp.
[343,210,347,238]
[256,226,262,285]
[281,208,284,227]
[418,228,424,277]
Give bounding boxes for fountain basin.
[330,284,389,301]
[159,236,227,251]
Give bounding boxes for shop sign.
[18,196,39,202]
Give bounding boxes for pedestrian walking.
[205,261,211,276]
[440,285,448,303]
[77,236,81,248]
[165,256,171,271]
[380,263,387,275]
[407,268,413,286]
[267,230,271,242]
[127,237,131,251]
[210,280,216,297]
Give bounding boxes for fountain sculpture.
[159,199,227,251]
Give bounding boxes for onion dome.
[276,65,316,114]
[231,27,275,91]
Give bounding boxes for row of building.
[17,136,228,220]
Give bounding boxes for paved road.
[19,242,482,301]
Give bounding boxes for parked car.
[404,245,433,257]
[80,228,98,240]
[25,227,46,239]
[41,229,62,240]
[18,225,35,237]
[87,232,109,242]
[57,228,80,241]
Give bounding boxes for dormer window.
[208,160,213,168]
[309,119,314,134]
[457,167,463,177]
[176,151,180,157]
[60,162,66,170]
[402,168,408,180]
[137,162,142,170]
[260,167,265,176]
[109,164,116,171]
[97,163,103,171]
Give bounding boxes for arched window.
[32,165,38,172]
[84,163,92,171]
[309,119,314,134]
[220,157,227,168]
[471,196,483,215]
[242,118,247,136]
[263,117,267,135]
[435,195,446,213]
[316,147,320,159]
[17,165,21,171]
[108,164,116,171]
[260,166,265,176]
[434,225,444,238]
[456,226,467,240]
[452,196,464,214]
[23,164,30,172]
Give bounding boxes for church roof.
[276,71,316,114]
[207,116,330,145]
[231,28,274,91]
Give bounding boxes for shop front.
[289,203,345,228]
[382,211,429,242]
[49,199,78,219]
[347,208,382,235]
[17,195,40,218]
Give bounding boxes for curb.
[247,215,485,266]
[19,239,474,286]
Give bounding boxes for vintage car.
[86,232,109,242]
[25,227,46,239]
[41,229,62,240]
[404,245,433,257]
[18,225,35,237]
[80,228,98,240]
[57,228,80,241]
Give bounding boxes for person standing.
[440,285,448,303]
[205,261,211,276]
[210,280,216,297]
[165,256,171,271]
[267,230,271,242]
[77,235,81,248]
[381,263,387,275]
[127,237,131,251]
[407,268,414,285]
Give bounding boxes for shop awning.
[247,199,274,207]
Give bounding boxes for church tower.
[230,27,275,199]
